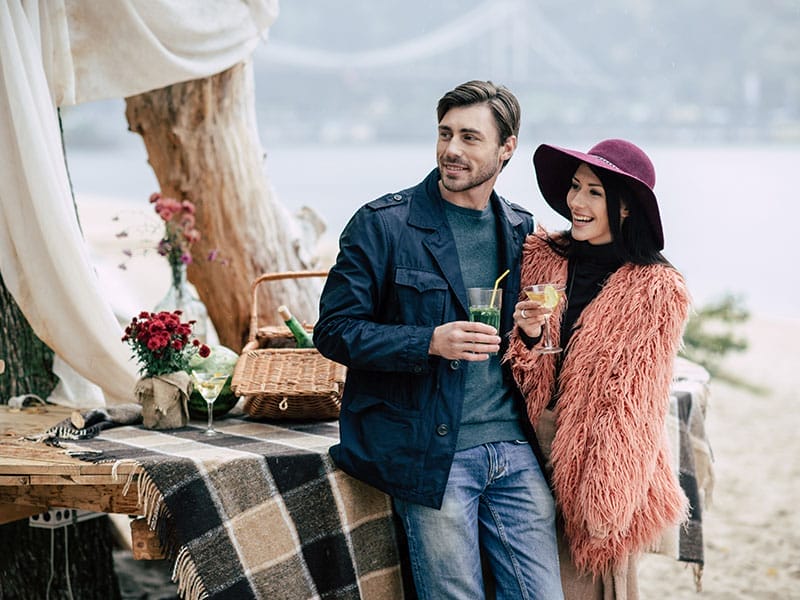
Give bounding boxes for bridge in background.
[256,0,612,90]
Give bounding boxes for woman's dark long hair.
[547,165,670,266]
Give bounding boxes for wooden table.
[0,406,158,553]
[0,406,141,519]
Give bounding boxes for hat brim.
[533,144,664,250]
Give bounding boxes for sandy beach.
[638,316,800,599]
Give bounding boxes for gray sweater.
[443,200,524,451]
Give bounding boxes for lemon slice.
[542,285,560,310]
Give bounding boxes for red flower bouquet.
[122,310,210,377]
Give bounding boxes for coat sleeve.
[554,266,690,542]
[505,232,566,425]
[314,206,435,374]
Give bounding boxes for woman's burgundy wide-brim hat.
[533,139,664,250]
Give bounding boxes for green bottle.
[277,305,315,348]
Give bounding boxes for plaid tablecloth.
[655,357,715,591]
[76,416,404,600]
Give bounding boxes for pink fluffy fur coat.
[506,231,690,576]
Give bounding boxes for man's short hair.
[436,80,521,147]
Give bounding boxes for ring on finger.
[521,309,528,319]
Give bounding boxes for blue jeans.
[393,441,563,600]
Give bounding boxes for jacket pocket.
[393,267,448,325]
[344,393,422,490]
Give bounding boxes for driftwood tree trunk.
[0,274,122,599]
[125,61,323,351]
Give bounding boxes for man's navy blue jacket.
[315,169,537,509]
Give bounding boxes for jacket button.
[449,360,460,370]
[436,424,449,436]
[393,194,402,201]
[412,365,423,373]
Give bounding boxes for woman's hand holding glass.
[513,300,551,339]
[520,284,565,353]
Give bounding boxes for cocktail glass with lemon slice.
[523,284,565,354]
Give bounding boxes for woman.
[506,139,690,599]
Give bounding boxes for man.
[315,81,563,599]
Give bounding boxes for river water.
[68,141,800,320]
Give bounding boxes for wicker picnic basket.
[230,271,346,420]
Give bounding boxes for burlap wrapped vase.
[135,371,191,429]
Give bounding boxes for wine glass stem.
[543,321,552,348]
[206,402,214,432]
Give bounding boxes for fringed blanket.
[70,416,404,600]
[654,357,715,591]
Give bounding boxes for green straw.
[490,269,509,308]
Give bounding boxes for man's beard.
[439,160,500,193]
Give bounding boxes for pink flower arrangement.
[122,310,210,377]
[150,193,201,282]
[115,192,228,272]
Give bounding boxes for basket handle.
[247,270,330,343]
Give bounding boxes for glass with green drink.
[467,287,502,354]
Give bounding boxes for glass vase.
[155,262,210,343]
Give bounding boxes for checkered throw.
[75,417,404,600]
[655,357,715,591]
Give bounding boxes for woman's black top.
[559,240,623,350]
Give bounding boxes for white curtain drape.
[0,0,278,405]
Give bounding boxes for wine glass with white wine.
[523,284,565,354]
[190,371,229,436]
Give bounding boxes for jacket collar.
[407,169,524,230]
[408,169,526,318]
